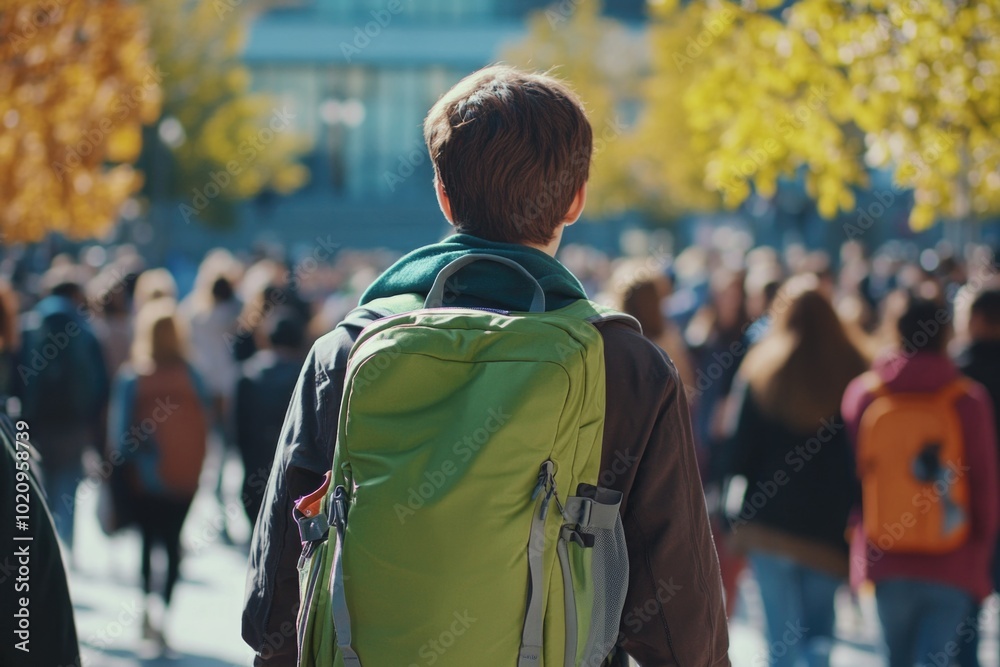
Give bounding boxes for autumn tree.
[140,0,310,226]
[642,0,1000,231]
[0,0,162,242]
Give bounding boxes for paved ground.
[70,463,257,667]
[65,459,998,666]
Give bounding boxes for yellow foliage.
[513,0,1000,230]
[641,0,1000,229]
[143,0,311,224]
[0,0,161,242]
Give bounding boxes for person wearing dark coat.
[234,310,306,525]
[722,276,869,667]
[0,412,80,667]
[955,287,1000,667]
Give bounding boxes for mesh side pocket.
[576,487,629,666]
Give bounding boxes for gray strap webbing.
[565,488,623,530]
[586,311,642,333]
[426,254,546,312]
[519,500,547,666]
[558,528,578,667]
[331,527,362,665]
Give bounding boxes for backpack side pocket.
[563,485,629,666]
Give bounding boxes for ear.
[561,183,587,226]
[435,176,454,225]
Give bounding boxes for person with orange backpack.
[842,294,999,667]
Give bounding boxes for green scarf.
[360,234,587,312]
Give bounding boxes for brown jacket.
[243,306,730,667]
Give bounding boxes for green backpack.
[294,255,637,667]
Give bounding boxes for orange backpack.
[856,372,972,554]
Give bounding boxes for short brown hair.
[423,65,592,245]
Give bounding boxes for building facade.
[166,0,647,258]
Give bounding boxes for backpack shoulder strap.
[360,294,424,319]
[553,299,643,334]
[936,377,973,405]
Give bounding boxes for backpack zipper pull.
[531,461,555,500]
[533,461,557,519]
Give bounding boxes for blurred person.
[957,287,1000,436]
[955,287,1000,667]
[0,413,80,667]
[743,264,783,345]
[615,266,695,391]
[686,268,750,477]
[180,254,242,413]
[685,269,752,609]
[667,245,710,330]
[14,266,110,550]
[842,295,999,667]
[88,266,135,379]
[180,252,244,541]
[835,292,881,361]
[233,309,306,526]
[245,65,730,667]
[133,268,178,311]
[869,289,911,357]
[803,250,836,299]
[0,279,20,402]
[722,276,869,666]
[233,259,311,362]
[108,298,210,653]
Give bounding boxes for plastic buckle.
[295,512,330,544]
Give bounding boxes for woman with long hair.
[615,263,695,392]
[722,275,870,667]
[0,279,19,403]
[108,299,209,653]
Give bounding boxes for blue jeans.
[955,603,981,667]
[750,551,843,667]
[875,578,973,667]
[42,464,83,550]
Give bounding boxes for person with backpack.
[14,266,110,550]
[721,276,869,667]
[109,298,210,654]
[842,294,999,667]
[243,66,730,667]
[955,286,1000,667]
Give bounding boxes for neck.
[525,226,564,258]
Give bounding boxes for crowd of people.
[0,230,998,666]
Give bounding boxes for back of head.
[133,268,178,312]
[266,309,306,352]
[40,265,84,303]
[211,276,235,304]
[970,288,1000,342]
[132,299,186,370]
[743,275,869,431]
[896,294,949,353]
[619,279,665,340]
[424,65,592,246]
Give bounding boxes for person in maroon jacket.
[243,65,731,666]
[842,294,999,667]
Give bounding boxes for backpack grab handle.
[424,254,546,312]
